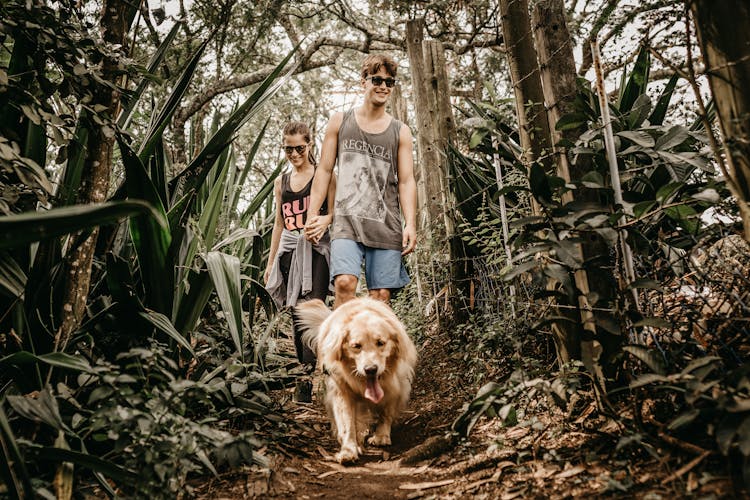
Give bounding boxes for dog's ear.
[320,325,348,368]
[387,315,417,372]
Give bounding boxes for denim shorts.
[330,239,410,290]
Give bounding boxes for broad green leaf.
[649,74,679,125]
[23,119,47,173]
[555,112,588,131]
[238,161,283,226]
[655,125,689,151]
[118,21,182,129]
[169,43,300,201]
[212,229,259,252]
[25,445,138,485]
[138,40,209,162]
[0,251,26,299]
[469,129,487,149]
[139,310,195,358]
[629,373,669,389]
[581,171,605,188]
[633,200,656,218]
[0,201,161,250]
[199,152,232,251]
[205,251,245,360]
[6,389,68,432]
[681,356,721,375]
[0,351,95,374]
[664,205,697,229]
[57,118,90,207]
[228,119,270,216]
[119,137,172,314]
[622,345,667,375]
[0,403,34,498]
[501,260,539,281]
[626,93,652,129]
[655,181,684,204]
[667,409,700,431]
[617,130,655,148]
[618,46,650,113]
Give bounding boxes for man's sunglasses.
[366,76,397,88]
[284,144,307,155]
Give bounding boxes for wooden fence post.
[406,19,471,321]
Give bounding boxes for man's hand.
[304,214,332,244]
[401,224,417,255]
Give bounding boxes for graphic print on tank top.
[282,194,308,230]
[280,172,326,231]
[336,144,391,222]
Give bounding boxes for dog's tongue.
[365,374,384,403]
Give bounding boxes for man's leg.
[334,274,358,308]
[364,246,410,307]
[367,288,391,303]
[330,239,364,308]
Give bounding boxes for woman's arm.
[306,173,336,244]
[264,177,284,284]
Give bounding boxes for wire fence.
[388,0,750,376]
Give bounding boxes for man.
[304,54,417,307]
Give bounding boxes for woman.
[264,121,335,402]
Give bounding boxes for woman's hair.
[283,121,316,166]
[361,54,397,79]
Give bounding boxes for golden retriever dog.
[295,297,418,464]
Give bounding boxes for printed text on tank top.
[282,177,311,231]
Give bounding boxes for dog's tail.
[293,299,331,354]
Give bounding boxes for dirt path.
[195,325,736,499]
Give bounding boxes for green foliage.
[453,363,584,438]
[628,349,750,488]
[0,3,294,493]
[4,341,269,498]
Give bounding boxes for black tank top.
[280,171,328,231]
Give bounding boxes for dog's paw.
[335,444,359,464]
[367,434,391,447]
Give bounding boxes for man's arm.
[305,112,343,241]
[397,123,417,255]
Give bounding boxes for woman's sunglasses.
[366,76,397,88]
[284,144,307,155]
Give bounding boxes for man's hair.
[361,54,397,79]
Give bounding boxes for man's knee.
[334,274,358,295]
[368,288,391,303]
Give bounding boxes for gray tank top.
[332,109,403,250]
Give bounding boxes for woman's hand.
[263,266,271,285]
[304,214,332,243]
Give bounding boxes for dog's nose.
[364,365,378,376]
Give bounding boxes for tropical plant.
[0,2,297,493]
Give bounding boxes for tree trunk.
[691,1,750,242]
[389,83,408,124]
[406,20,470,322]
[405,20,441,241]
[54,0,130,352]
[533,0,620,395]
[499,0,554,190]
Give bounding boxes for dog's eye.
[376,340,385,347]
[351,343,361,350]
